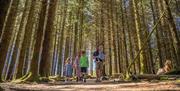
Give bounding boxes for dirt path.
[0,80,180,91]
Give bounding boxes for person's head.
[98,45,103,51]
[76,51,81,57]
[66,57,71,64]
[96,47,99,51]
[81,51,86,56]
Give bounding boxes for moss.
[176,79,180,83]
[11,72,32,83]
[160,76,168,80]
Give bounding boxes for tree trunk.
[28,0,49,81]
[124,0,136,74]
[132,0,146,74]
[163,0,180,68]
[40,0,58,77]
[0,0,11,35]
[0,0,20,82]
[17,0,38,77]
[57,0,68,76]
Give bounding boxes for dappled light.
[0,0,180,90]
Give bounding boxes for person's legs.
[81,67,87,82]
[83,67,87,82]
[96,65,99,79]
[97,70,100,80]
[99,62,103,80]
[75,68,78,82]
[76,68,80,82]
[65,76,69,82]
[96,62,98,80]
[80,67,84,81]
[96,62,101,82]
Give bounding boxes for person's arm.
[73,57,77,68]
[102,52,105,60]
[87,56,89,67]
[64,64,67,75]
[93,51,99,59]
[79,57,82,67]
[93,52,96,59]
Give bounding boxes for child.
[80,51,89,82]
[156,60,172,75]
[74,52,81,82]
[65,57,73,82]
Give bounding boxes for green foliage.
[160,76,169,80]
[176,79,180,82]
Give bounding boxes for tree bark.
[0,0,20,82]
[40,0,58,77]
[132,0,146,74]
[163,0,180,68]
[28,0,49,81]
[0,0,11,36]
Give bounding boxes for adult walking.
[93,45,105,82]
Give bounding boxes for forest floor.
[0,79,180,91]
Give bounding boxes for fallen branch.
[11,72,32,83]
[126,0,174,77]
[135,74,180,80]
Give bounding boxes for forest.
[0,0,180,90]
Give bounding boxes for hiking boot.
[95,79,101,83]
[76,77,79,82]
[83,78,86,83]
